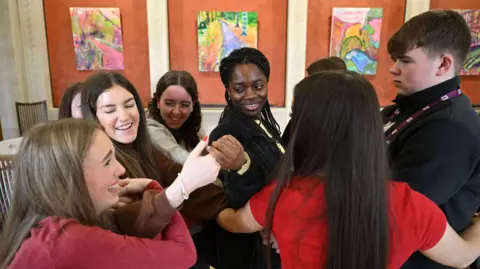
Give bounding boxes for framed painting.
[197,11,258,72]
[70,7,124,70]
[454,9,480,76]
[329,7,383,75]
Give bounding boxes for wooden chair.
[0,155,14,228]
[16,101,48,135]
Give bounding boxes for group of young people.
[1,9,480,269]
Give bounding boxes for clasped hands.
[112,135,246,208]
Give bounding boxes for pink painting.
[70,7,124,70]
[329,7,383,75]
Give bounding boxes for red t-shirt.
[250,177,447,269]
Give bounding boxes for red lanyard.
[385,88,462,144]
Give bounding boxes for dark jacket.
[199,109,283,269]
[383,77,480,269]
[209,110,284,210]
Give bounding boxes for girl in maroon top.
[217,71,480,269]
[0,119,220,268]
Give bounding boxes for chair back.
[16,101,48,135]
[0,155,14,227]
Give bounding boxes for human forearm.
[423,222,480,268]
[459,218,480,262]
[165,177,185,209]
[216,203,263,234]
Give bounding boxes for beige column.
[146,0,170,96]
[405,0,431,22]
[284,0,308,126]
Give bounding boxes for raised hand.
[180,136,221,195]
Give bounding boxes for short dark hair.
[58,82,82,119]
[147,70,202,150]
[387,10,471,70]
[306,56,347,75]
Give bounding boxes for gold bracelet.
[237,152,251,175]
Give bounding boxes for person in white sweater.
[147,71,205,164]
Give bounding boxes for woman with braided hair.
[198,47,282,269]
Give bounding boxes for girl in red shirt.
[217,71,480,269]
[0,119,220,268]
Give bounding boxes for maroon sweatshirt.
[8,182,196,269]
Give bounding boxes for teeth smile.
[245,103,260,110]
[116,123,133,130]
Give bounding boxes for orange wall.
[168,0,287,106]
[430,0,480,104]
[43,0,150,107]
[306,1,406,106]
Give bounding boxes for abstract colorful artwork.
[329,7,383,75]
[197,11,258,72]
[70,7,124,70]
[455,9,480,75]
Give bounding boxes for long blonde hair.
[0,119,111,268]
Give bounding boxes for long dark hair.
[58,82,82,119]
[265,71,390,269]
[80,71,159,181]
[219,47,281,139]
[147,70,201,150]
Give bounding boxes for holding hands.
[165,137,221,207]
[208,135,247,171]
[112,178,153,208]
[112,135,246,209]
[179,136,222,195]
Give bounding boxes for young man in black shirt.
[383,10,480,269]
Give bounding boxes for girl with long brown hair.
[217,71,480,269]
[147,70,204,164]
[0,119,220,268]
[80,71,245,225]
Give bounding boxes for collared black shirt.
[383,77,480,269]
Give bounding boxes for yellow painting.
[197,11,258,72]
